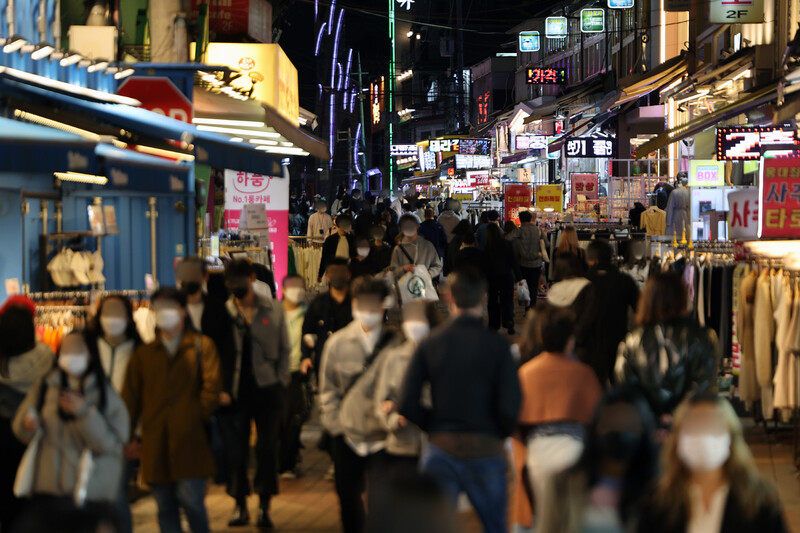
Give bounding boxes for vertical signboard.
[728,188,759,241]
[504,184,533,224]
[759,156,800,238]
[535,184,564,212]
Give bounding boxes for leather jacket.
[615,317,719,417]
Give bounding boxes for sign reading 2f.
[709,0,764,23]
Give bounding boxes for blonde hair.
[654,396,779,528]
[556,227,580,256]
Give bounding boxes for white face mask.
[155,308,183,331]
[354,309,383,330]
[59,353,89,377]
[357,247,371,258]
[284,287,306,304]
[100,316,128,337]
[402,321,430,343]
[677,432,731,472]
[402,228,417,238]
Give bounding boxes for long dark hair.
[635,272,688,326]
[0,305,36,377]
[56,330,108,419]
[90,295,143,347]
[484,223,506,253]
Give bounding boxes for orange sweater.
[517,352,602,426]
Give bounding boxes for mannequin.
[665,178,690,239]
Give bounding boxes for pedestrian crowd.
[0,189,788,533]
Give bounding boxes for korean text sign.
[535,184,564,212]
[759,157,800,238]
[565,137,616,158]
[224,170,290,295]
[728,188,759,240]
[570,173,599,205]
[504,184,533,225]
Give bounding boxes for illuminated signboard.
[526,68,567,85]
[565,137,616,158]
[371,77,384,125]
[455,154,492,169]
[467,171,491,187]
[419,149,437,172]
[608,0,634,7]
[429,138,460,153]
[716,125,798,160]
[689,160,725,188]
[516,135,548,151]
[518,31,540,52]
[477,91,490,124]
[390,144,419,157]
[460,139,491,155]
[710,0,764,24]
[545,16,568,38]
[581,9,605,32]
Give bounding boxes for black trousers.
[0,416,25,532]
[331,436,385,533]
[487,273,515,330]
[279,372,309,473]
[227,384,285,505]
[520,266,542,309]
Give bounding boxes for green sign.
[581,9,605,33]
[545,17,568,38]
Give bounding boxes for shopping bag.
[13,428,42,498]
[397,265,439,304]
[516,280,531,305]
[73,449,95,507]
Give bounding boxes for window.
[427,81,439,102]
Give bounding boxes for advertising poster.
[759,156,800,238]
[689,160,725,188]
[728,188,759,241]
[504,184,533,224]
[518,31,540,52]
[570,173,599,205]
[224,170,289,296]
[545,16,568,38]
[535,184,564,212]
[581,9,605,32]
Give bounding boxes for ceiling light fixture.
[59,52,82,66]
[114,68,135,80]
[196,125,281,139]
[31,43,54,60]
[3,36,27,54]
[192,118,266,128]
[54,171,108,185]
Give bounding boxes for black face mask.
[329,275,349,290]
[181,281,202,295]
[230,284,250,300]
[598,431,641,462]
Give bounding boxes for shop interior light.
[675,89,710,105]
[406,30,414,37]
[114,68,135,80]
[3,36,27,54]
[255,145,309,156]
[134,144,195,162]
[298,116,309,126]
[744,240,800,258]
[192,118,266,128]
[281,142,294,147]
[31,43,54,60]
[229,137,244,142]
[14,109,102,141]
[195,125,281,139]
[87,60,109,72]
[54,172,108,185]
[248,139,279,146]
[59,52,82,66]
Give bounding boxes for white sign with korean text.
[709,0,763,23]
[728,188,760,240]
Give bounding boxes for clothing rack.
[35,305,89,312]
[26,289,149,300]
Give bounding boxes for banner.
[728,188,759,241]
[759,156,800,238]
[224,170,289,296]
[570,173,599,205]
[535,184,563,212]
[689,160,725,187]
[504,184,533,225]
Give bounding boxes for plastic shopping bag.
[517,280,531,305]
[397,265,439,304]
[14,428,42,498]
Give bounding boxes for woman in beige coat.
[13,330,130,503]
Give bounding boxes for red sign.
[526,68,567,85]
[570,173,599,205]
[117,77,192,123]
[759,156,800,238]
[468,172,490,188]
[504,184,533,225]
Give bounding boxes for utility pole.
[388,0,396,191]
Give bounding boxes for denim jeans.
[421,444,508,533]
[114,460,135,533]
[151,478,210,533]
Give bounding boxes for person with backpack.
[510,210,548,309]
[12,329,130,505]
[319,276,402,533]
[0,297,53,532]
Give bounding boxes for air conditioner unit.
[68,26,117,60]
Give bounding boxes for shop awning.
[635,81,781,158]
[405,170,440,185]
[0,74,284,176]
[96,144,191,192]
[500,151,533,165]
[613,56,688,107]
[193,89,330,160]
[0,116,98,174]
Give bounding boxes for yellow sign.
[200,43,299,126]
[535,184,563,212]
[452,193,473,201]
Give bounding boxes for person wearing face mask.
[89,295,143,533]
[637,394,787,533]
[350,235,380,278]
[122,288,221,533]
[319,277,401,533]
[318,214,357,283]
[220,259,290,529]
[279,275,310,479]
[13,330,130,505]
[373,300,441,477]
[175,257,232,351]
[307,199,333,242]
[516,304,602,530]
[369,226,393,272]
[390,214,443,283]
[537,387,658,533]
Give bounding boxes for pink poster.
[224,170,289,298]
[570,173,599,205]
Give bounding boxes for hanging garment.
[640,207,667,236]
[731,266,745,375]
[772,277,795,411]
[665,186,691,239]
[753,271,775,419]
[738,271,759,404]
[697,265,706,327]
